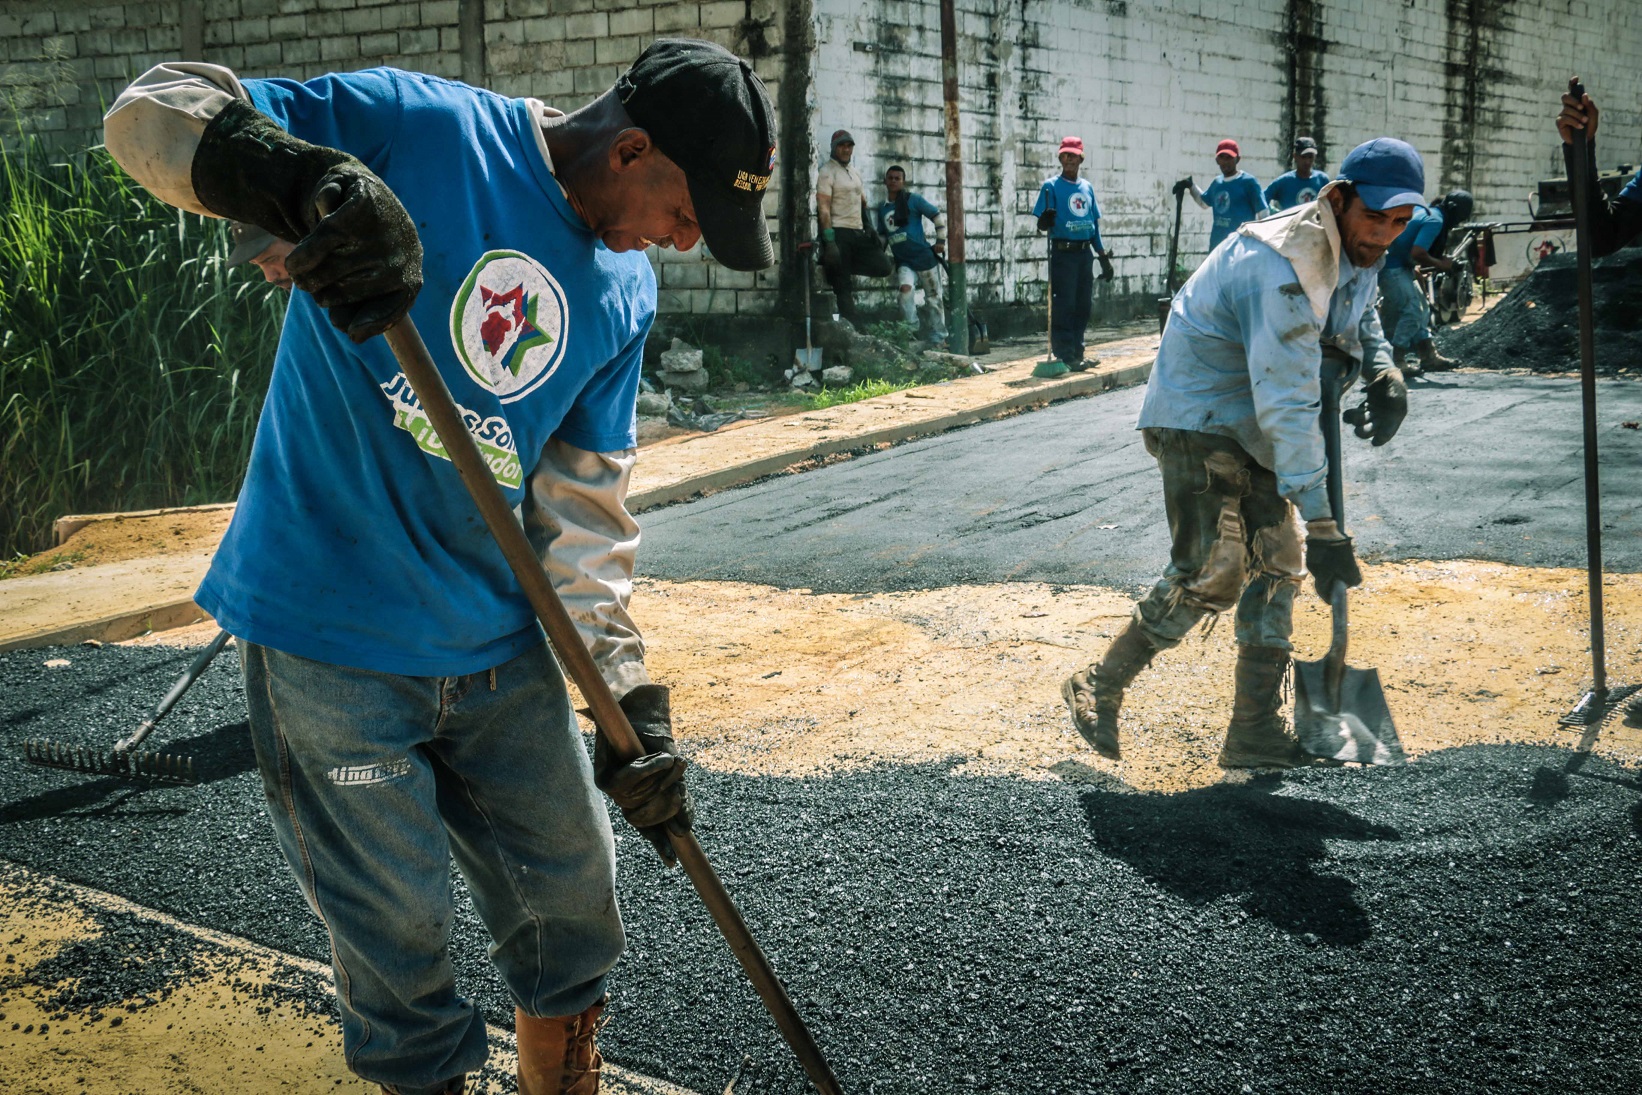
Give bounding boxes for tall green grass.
[0,134,284,560]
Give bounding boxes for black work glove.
[1305,519,1364,599]
[1097,251,1115,281]
[592,684,693,867]
[820,238,842,269]
[1342,365,1409,447]
[1172,177,1193,197]
[192,99,422,343]
[1037,209,1056,232]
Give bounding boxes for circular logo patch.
[1068,193,1090,218]
[450,250,569,403]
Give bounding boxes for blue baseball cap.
[1336,138,1426,210]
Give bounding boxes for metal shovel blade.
[1293,658,1404,765]
[1292,581,1405,765]
[794,346,823,371]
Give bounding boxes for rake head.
[1558,683,1642,730]
[23,739,198,786]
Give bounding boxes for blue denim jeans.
[1377,265,1430,350]
[240,639,623,1095]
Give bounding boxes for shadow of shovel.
[1294,354,1405,766]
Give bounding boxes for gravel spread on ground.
[3,640,1640,1094]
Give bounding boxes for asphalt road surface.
[639,373,1642,591]
[4,372,1642,1094]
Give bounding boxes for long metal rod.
[938,0,967,354]
[116,628,231,754]
[1567,78,1608,699]
[378,319,844,1095]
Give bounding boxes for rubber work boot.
[1415,338,1457,372]
[1062,622,1159,760]
[517,997,605,1095]
[1217,646,1310,769]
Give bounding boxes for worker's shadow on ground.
[1527,747,1642,836]
[1079,775,1398,946]
[0,721,257,825]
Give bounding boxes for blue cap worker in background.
[1063,137,1420,771]
[1265,136,1330,211]
[1033,136,1115,371]
[1377,186,1462,377]
[875,165,949,347]
[1187,139,1266,250]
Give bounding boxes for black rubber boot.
[1217,646,1310,769]
[1062,621,1158,760]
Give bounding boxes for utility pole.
[939,0,968,353]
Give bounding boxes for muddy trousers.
[240,640,624,1095]
[1130,428,1304,654]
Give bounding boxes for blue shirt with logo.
[1383,204,1443,269]
[1033,175,1105,248]
[1204,171,1265,249]
[1618,167,1642,205]
[196,69,655,676]
[874,192,941,271]
[1263,169,1330,211]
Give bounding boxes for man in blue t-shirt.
[1188,139,1266,250]
[1032,136,1116,370]
[875,165,949,345]
[1378,201,1459,374]
[1264,136,1330,211]
[106,39,776,1095]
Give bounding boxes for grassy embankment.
[0,134,285,564]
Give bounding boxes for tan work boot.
[1062,621,1158,760]
[1392,345,1422,379]
[517,997,605,1095]
[1217,646,1310,769]
[1415,338,1457,372]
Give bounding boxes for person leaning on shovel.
[1556,85,1642,254]
[104,38,776,1095]
[1061,139,1421,769]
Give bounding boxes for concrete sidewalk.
[0,336,1157,652]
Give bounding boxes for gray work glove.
[1097,251,1115,281]
[1305,518,1363,599]
[1342,365,1408,446]
[192,99,422,343]
[592,684,693,867]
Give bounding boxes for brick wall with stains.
[3,0,1639,330]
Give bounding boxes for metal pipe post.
[939,0,968,354]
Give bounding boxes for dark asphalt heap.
[1438,249,1642,374]
[636,374,1642,593]
[3,641,1641,1093]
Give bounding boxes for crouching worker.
[104,38,777,1095]
[1062,139,1420,769]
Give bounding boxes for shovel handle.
[376,318,846,1095]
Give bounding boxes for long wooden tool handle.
[1566,76,1608,699]
[378,319,845,1095]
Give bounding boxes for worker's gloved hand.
[191,99,422,343]
[592,685,693,867]
[1037,210,1056,232]
[1097,251,1115,281]
[1342,365,1408,447]
[819,227,841,269]
[1305,519,1363,599]
[1172,177,1193,197]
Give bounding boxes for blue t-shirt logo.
[1068,193,1091,218]
[450,250,571,402]
[1214,191,1231,213]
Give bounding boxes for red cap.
[1058,136,1085,157]
[1216,139,1241,157]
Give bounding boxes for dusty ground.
[134,560,1642,793]
[3,508,235,579]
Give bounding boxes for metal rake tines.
[23,739,198,785]
[1558,683,1642,729]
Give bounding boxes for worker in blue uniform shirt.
[1188,139,1265,250]
[1265,136,1330,211]
[1032,136,1115,371]
[875,165,949,346]
[1378,199,1459,376]
[1063,138,1419,771]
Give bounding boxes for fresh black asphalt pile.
[3,641,1641,1093]
[1439,247,1642,373]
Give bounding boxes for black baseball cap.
[227,220,276,265]
[617,38,776,272]
[1294,136,1318,156]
